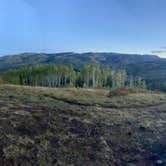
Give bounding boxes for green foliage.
[0,52,164,91]
[1,60,146,89]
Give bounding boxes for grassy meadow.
[0,84,166,165]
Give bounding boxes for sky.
[0,0,166,57]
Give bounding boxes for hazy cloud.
[151,47,166,58]
[151,46,166,54]
[151,50,166,54]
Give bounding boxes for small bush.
[0,78,6,85]
[108,88,129,97]
[107,87,147,97]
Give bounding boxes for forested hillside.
[0,52,165,91]
[126,61,166,91]
[0,61,146,89]
[0,52,160,70]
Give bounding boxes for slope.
[0,85,166,165]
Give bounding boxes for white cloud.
[156,52,166,58]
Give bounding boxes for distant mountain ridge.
[0,52,161,70]
[0,52,166,91]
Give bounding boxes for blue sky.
[0,0,166,57]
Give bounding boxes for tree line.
[1,60,146,89]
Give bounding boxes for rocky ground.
[0,85,166,166]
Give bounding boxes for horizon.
[0,51,164,59]
[1,0,166,58]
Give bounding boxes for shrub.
[107,88,129,97]
[0,78,6,84]
[107,87,148,97]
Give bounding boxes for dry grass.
[2,84,165,108]
[0,84,166,165]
